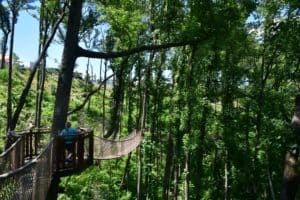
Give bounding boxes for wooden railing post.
[34,129,38,155]
[77,136,84,169]
[13,139,20,170]
[88,131,94,165]
[71,140,76,168]
[55,136,65,171]
[29,129,33,158]
[20,135,24,166]
[26,133,29,157]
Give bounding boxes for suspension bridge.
[0,128,143,200]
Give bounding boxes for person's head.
[65,122,71,128]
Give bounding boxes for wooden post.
[20,135,24,166]
[88,131,94,165]
[14,139,20,170]
[26,133,29,157]
[71,140,76,169]
[77,136,84,169]
[55,136,65,171]
[29,130,33,158]
[35,130,38,155]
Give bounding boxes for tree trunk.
[35,4,49,128]
[137,145,143,200]
[102,60,107,134]
[163,133,173,200]
[224,150,229,200]
[173,163,179,200]
[105,58,128,138]
[266,152,276,200]
[120,152,132,189]
[137,92,146,200]
[0,32,9,69]
[184,152,190,200]
[35,57,46,128]
[120,73,135,189]
[85,57,90,111]
[51,0,83,134]
[193,102,208,200]
[137,58,146,199]
[6,13,16,132]
[99,59,102,82]
[281,150,300,200]
[184,46,196,200]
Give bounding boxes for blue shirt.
[60,128,78,144]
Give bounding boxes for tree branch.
[76,38,207,59]
[67,73,115,115]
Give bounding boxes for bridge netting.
[0,129,143,200]
[93,129,143,159]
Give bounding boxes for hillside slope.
[0,67,109,151]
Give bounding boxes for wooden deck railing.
[0,128,94,200]
[0,129,51,174]
[55,130,94,173]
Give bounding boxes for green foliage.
[0,0,299,199]
[58,163,133,200]
[97,0,146,47]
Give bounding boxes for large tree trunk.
[281,95,300,199]
[281,150,300,200]
[51,0,83,134]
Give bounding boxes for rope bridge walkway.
[0,128,142,200]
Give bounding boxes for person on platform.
[60,122,81,161]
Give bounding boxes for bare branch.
[67,73,115,115]
[76,37,208,59]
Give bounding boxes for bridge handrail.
[0,136,24,174]
[0,129,51,174]
[93,130,143,160]
[0,139,54,200]
[0,138,52,178]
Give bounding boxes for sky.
[14,11,61,68]
[13,10,108,79]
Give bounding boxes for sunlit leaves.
[97,0,146,47]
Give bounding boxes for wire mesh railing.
[0,140,53,200]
